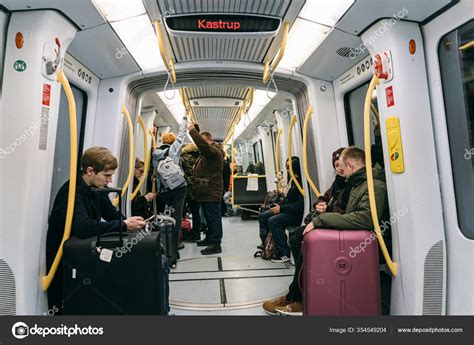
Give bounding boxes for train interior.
[0,0,472,316]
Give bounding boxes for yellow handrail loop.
[364,75,398,277]
[130,116,149,201]
[263,22,289,84]
[154,19,176,84]
[302,106,321,198]
[41,69,77,291]
[288,115,305,196]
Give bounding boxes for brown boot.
[262,296,291,315]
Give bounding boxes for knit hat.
[332,147,345,168]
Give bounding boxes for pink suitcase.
[302,229,381,315]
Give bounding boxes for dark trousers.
[258,210,302,257]
[287,225,304,302]
[160,185,187,264]
[202,202,223,246]
[186,198,201,236]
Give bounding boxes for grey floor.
[169,216,294,316]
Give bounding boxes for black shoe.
[178,241,185,250]
[196,238,210,246]
[201,245,222,255]
[257,245,265,250]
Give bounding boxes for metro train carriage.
[0,0,472,319]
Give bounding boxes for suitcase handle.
[92,188,124,248]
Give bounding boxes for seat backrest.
[233,177,267,205]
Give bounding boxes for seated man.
[262,146,389,315]
[46,147,146,314]
[258,157,305,263]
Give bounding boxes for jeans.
[259,211,302,257]
[186,198,201,237]
[202,202,223,246]
[160,185,187,264]
[287,225,304,302]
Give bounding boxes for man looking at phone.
[46,147,146,314]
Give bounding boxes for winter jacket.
[180,144,200,200]
[189,128,224,202]
[131,176,152,218]
[312,164,388,230]
[47,177,126,256]
[279,179,305,216]
[152,117,188,192]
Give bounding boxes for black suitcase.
[62,187,168,315]
[157,216,178,268]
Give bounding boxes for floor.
[169,216,294,316]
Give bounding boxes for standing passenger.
[152,115,188,267]
[131,158,156,219]
[187,122,224,255]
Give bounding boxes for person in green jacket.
[303,146,389,234]
[263,146,390,316]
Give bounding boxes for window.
[344,82,380,148]
[439,20,474,239]
[49,84,88,212]
[253,140,265,174]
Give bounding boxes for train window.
[253,140,265,173]
[438,20,474,239]
[49,84,88,213]
[344,82,380,149]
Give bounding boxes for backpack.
[254,232,276,260]
[156,147,186,192]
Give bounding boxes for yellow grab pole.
[149,128,157,150]
[364,75,398,277]
[130,116,149,201]
[302,106,321,197]
[288,116,305,196]
[41,69,77,291]
[263,22,289,83]
[113,105,134,206]
[275,128,283,193]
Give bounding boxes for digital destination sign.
[165,14,280,33]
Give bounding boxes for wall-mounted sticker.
[42,84,51,107]
[385,86,395,107]
[13,60,27,72]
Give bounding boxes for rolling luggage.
[302,229,381,315]
[63,187,168,315]
[157,216,177,267]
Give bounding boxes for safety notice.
[385,86,395,107]
[42,83,51,107]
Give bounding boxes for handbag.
[254,232,276,260]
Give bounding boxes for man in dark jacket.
[188,123,224,255]
[131,158,155,219]
[258,157,305,263]
[46,147,145,314]
[180,143,201,241]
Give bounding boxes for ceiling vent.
[336,46,359,58]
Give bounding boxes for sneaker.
[196,238,211,247]
[271,255,290,263]
[200,245,222,255]
[275,301,303,316]
[257,245,265,250]
[177,241,185,250]
[262,296,291,316]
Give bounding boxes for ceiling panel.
[298,28,368,81]
[67,24,141,79]
[171,35,272,62]
[186,85,249,99]
[193,107,240,140]
[0,0,105,29]
[155,0,291,16]
[335,0,454,35]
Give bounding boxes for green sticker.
[13,60,27,72]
